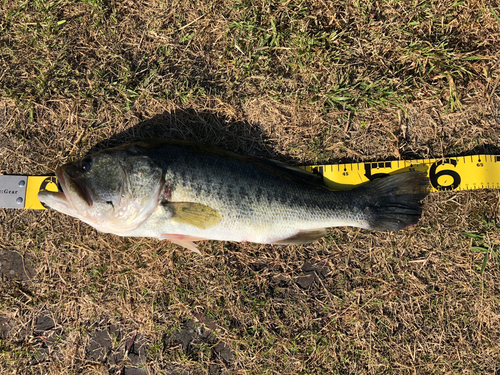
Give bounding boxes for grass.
[0,0,500,374]
[464,220,500,275]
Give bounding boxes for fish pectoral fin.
[161,234,206,255]
[163,202,221,229]
[272,228,327,245]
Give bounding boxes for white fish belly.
[127,202,369,244]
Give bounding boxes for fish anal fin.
[163,202,221,229]
[272,228,327,245]
[161,234,206,255]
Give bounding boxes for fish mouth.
[56,167,93,209]
[37,175,68,210]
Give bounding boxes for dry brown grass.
[1,0,500,374]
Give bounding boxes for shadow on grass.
[85,108,500,168]
[87,108,296,163]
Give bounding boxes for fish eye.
[80,158,92,172]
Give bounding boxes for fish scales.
[140,144,367,243]
[38,139,429,251]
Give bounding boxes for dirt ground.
[1,0,500,374]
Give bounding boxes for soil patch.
[0,248,34,283]
[164,319,235,370]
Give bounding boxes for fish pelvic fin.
[161,234,205,255]
[272,228,328,245]
[358,171,429,231]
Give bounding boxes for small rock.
[87,330,112,361]
[34,312,55,335]
[295,274,315,289]
[249,262,266,271]
[127,333,147,365]
[0,316,13,339]
[123,367,147,375]
[109,350,125,366]
[208,364,230,375]
[302,261,330,278]
[213,341,234,365]
[271,274,290,287]
[0,249,34,283]
[168,321,197,352]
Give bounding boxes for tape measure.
[1,155,499,210]
[301,154,500,192]
[0,176,59,210]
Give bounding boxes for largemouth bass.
[38,139,429,253]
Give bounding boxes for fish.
[38,139,429,253]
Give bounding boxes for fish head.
[38,148,164,234]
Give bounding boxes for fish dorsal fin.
[256,158,327,189]
[272,228,327,245]
[162,202,221,229]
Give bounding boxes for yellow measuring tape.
[19,154,500,210]
[25,176,59,210]
[302,155,500,192]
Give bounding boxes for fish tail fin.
[358,171,429,231]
